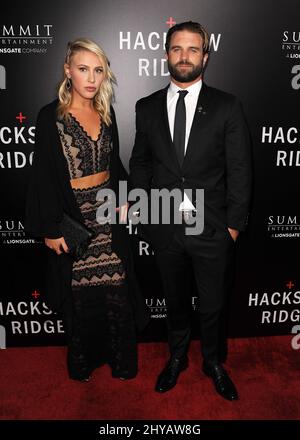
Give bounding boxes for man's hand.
[228,227,239,242]
[45,237,69,255]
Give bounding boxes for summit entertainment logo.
[146,296,198,319]
[267,215,300,239]
[281,31,300,90]
[0,219,41,245]
[0,24,54,55]
[282,31,300,58]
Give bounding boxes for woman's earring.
[66,77,72,90]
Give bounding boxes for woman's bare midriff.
[70,170,110,189]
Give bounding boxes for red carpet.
[0,336,299,420]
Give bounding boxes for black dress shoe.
[202,363,238,401]
[155,356,188,393]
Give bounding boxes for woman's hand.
[44,237,69,255]
[116,203,129,223]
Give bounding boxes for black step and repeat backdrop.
[1,0,299,347]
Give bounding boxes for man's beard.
[168,60,204,83]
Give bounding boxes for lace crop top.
[56,114,112,179]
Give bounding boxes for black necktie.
[173,90,188,168]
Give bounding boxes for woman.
[25,38,148,382]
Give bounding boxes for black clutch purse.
[59,212,94,259]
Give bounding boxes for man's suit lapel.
[182,83,211,173]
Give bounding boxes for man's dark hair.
[165,21,210,54]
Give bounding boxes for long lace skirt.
[66,182,137,380]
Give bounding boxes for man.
[129,21,252,401]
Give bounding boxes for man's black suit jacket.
[129,83,252,250]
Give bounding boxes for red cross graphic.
[286,281,295,289]
[31,290,40,299]
[16,112,26,123]
[166,17,176,28]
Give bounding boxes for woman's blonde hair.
[57,38,116,125]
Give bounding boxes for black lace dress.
[56,114,137,380]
